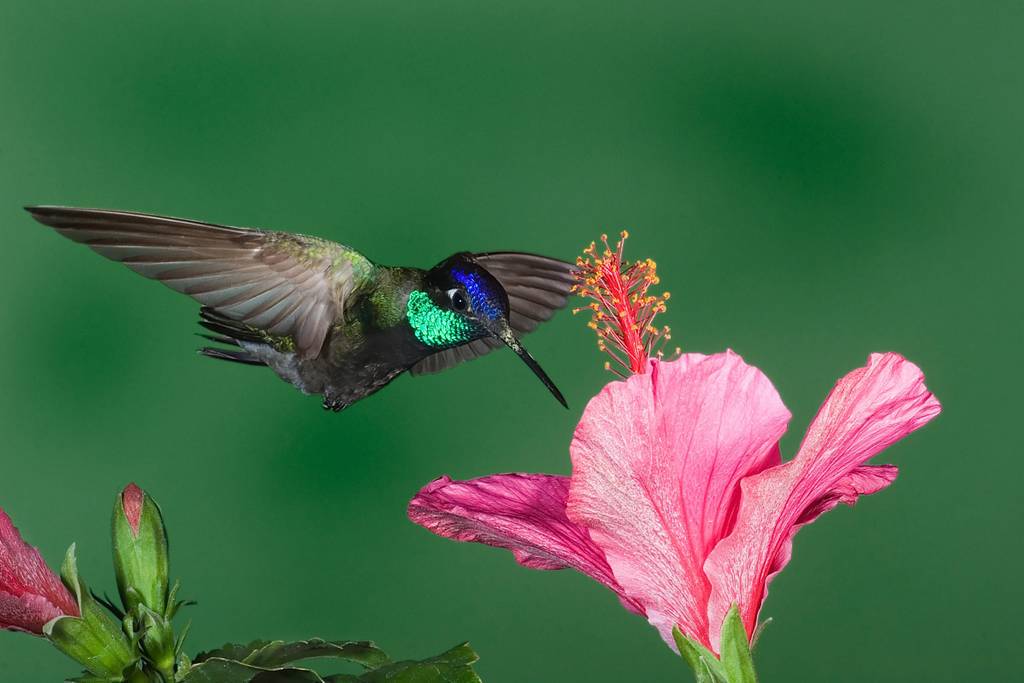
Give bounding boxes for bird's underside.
[26,206,577,411]
[196,306,413,411]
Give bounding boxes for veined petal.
[705,353,940,651]
[408,474,644,614]
[796,464,899,525]
[0,508,78,634]
[0,591,66,634]
[566,352,791,648]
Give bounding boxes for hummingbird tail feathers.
[198,346,265,366]
[196,307,270,366]
[197,307,267,345]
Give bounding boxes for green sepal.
[175,620,193,661]
[750,617,772,650]
[139,607,177,680]
[193,638,389,670]
[718,605,758,683]
[66,674,149,683]
[672,627,727,683]
[112,485,170,616]
[44,544,136,681]
[165,580,195,621]
[123,668,152,683]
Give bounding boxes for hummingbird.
[26,206,575,412]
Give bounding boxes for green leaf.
[175,652,193,682]
[672,627,727,683]
[195,639,388,670]
[186,641,479,683]
[194,642,269,663]
[247,640,389,670]
[718,605,758,683]
[181,658,324,683]
[343,642,481,683]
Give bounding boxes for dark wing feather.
[410,252,575,375]
[26,206,372,359]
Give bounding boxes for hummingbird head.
[416,253,567,407]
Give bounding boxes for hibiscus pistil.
[572,231,675,376]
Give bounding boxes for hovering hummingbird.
[26,206,575,411]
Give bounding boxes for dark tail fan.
[197,307,266,343]
[197,307,266,366]
[198,346,265,366]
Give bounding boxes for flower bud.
[44,544,135,679]
[0,507,78,635]
[112,484,169,616]
[140,607,177,680]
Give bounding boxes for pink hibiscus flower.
[0,508,79,635]
[409,234,940,653]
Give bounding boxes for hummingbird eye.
[447,288,468,312]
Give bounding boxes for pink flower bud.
[121,483,144,537]
[113,483,169,616]
[0,508,78,635]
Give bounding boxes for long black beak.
[493,322,568,408]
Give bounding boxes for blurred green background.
[0,2,1019,681]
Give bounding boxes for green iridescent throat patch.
[406,290,474,347]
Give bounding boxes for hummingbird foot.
[322,396,349,412]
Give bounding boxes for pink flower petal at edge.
[408,473,645,615]
[567,352,792,649]
[705,353,941,651]
[0,508,78,634]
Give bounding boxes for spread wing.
[26,206,373,359]
[410,252,576,375]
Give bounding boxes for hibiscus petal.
[408,474,644,614]
[0,590,66,634]
[566,352,792,648]
[705,353,940,651]
[796,464,899,525]
[0,508,78,634]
